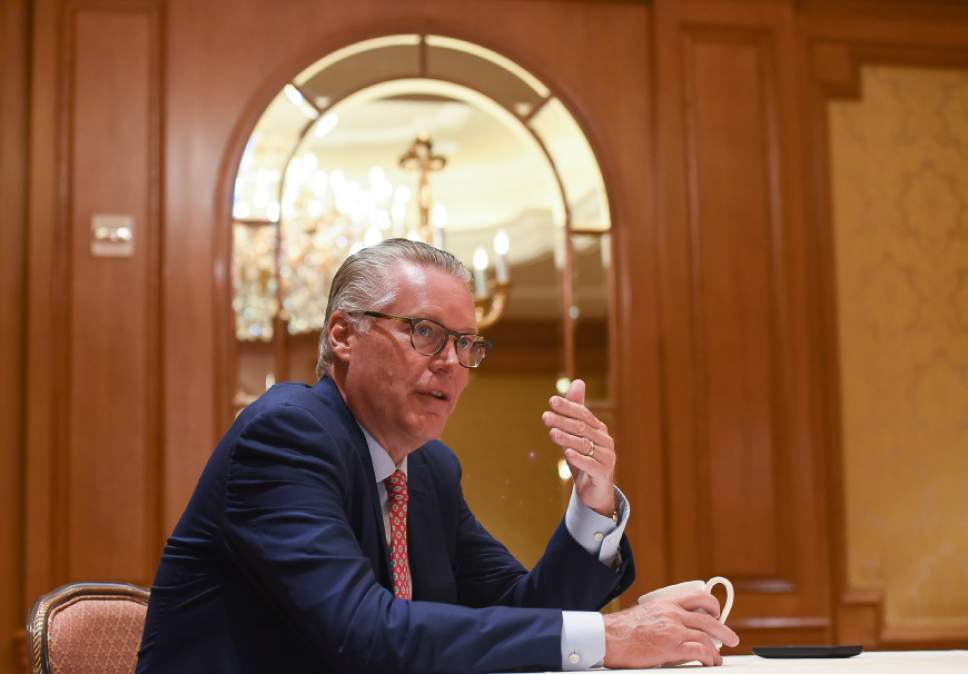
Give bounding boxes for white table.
[707,651,965,673]
[510,650,968,673]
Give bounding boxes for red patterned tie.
[385,469,412,600]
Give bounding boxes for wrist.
[592,505,618,521]
[587,490,617,519]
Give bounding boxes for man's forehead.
[392,261,464,294]
[390,262,476,328]
[393,260,428,287]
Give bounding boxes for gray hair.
[315,238,472,379]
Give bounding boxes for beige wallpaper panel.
[829,65,968,633]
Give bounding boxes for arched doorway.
[225,33,617,565]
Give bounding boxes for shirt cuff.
[564,485,630,565]
[561,610,606,670]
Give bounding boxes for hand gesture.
[541,379,616,516]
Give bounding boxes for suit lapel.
[310,377,393,591]
[405,449,434,599]
[369,465,393,591]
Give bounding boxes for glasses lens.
[464,340,488,368]
[411,320,445,355]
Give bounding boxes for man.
[137,239,737,672]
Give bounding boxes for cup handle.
[704,576,734,624]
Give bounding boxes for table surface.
[504,650,968,673]
[706,650,965,673]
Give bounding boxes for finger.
[548,395,605,430]
[541,412,613,447]
[548,426,611,454]
[565,378,586,405]
[718,623,740,649]
[681,628,718,653]
[563,448,608,476]
[711,621,739,649]
[676,591,721,619]
[549,429,614,466]
[678,608,740,650]
[679,640,722,667]
[680,611,739,648]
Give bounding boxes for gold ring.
[586,439,596,458]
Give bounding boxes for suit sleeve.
[221,403,563,674]
[446,451,636,611]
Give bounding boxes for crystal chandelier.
[233,135,512,341]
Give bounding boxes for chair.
[27,582,150,674]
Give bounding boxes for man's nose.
[430,336,460,369]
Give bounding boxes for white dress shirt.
[358,425,630,671]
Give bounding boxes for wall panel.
[65,6,160,581]
[655,0,829,649]
[24,0,164,620]
[0,2,29,671]
[829,64,968,640]
[684,30,782,579]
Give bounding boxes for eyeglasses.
[361,311,491,368]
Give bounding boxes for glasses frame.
[361,311,491,368]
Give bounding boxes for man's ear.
[327,310,354,364]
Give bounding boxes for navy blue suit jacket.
[137,377,635,673]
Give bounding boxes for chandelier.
[232,135,512,342]
[397,136,511,328]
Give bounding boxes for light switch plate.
[90,213,135,257]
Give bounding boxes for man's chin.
[407,416,448,445]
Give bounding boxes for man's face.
[339,262,475,458]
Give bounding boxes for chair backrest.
[27,582,150,674]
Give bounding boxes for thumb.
[565,378,586,405]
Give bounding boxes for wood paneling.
[684,28,783,579]
[65,6,161,581]
[654,0,830,650]
[14,0,968,666]
[24,0,62,634]
[24,0,164,614]
[1,2,29,672]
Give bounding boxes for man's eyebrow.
[413,314,478,334]
[449,322,481,335]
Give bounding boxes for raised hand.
[541,378,616,516]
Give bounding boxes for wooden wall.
[24,0,164,599]
[5,0,968,671]
[1,1,29,670]
[652,0,830,645]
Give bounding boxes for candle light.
[493,230,509,284]
[391,186,410,236]
[432,204,447,249]
[472,247,489,298]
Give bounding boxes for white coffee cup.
[637,576,734,648]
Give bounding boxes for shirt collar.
[358,424,408,483]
